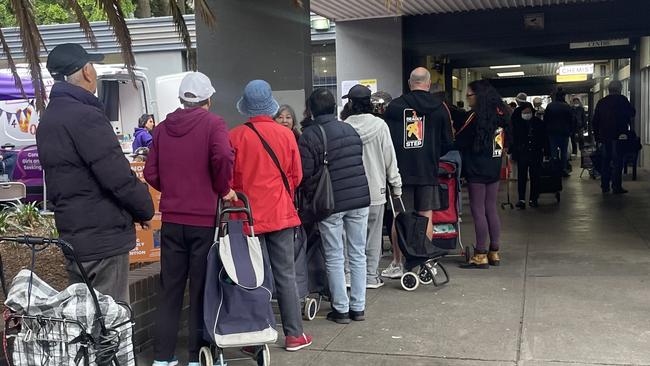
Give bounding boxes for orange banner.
[129,162,162,263]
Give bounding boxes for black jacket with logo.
[384,90,453,186]
[455,111,508,184]
[36,82,154,261]
[299,114,370,214]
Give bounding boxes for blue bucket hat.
[236,80,280,118]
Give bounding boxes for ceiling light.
[323,70,328,73]
[321,57,327,61]
[489,65,521,69]
[311,17,330,31]
[497,71,525,77]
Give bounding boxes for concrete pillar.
[196,0,312,126]
[335,17,403,109]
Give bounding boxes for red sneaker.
[285,333,313,352]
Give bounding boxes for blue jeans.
[549,135,569,172]
[319,207,369,313]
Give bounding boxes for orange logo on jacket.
[404,109,424,149]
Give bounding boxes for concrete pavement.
[139,168,650,366]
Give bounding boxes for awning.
[311,0,608,21]
[0,73,34,100]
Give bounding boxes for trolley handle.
[387,186,406,216]
[216,191,254,226]
[0,236,110,335]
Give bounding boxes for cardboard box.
[129,162,162,263]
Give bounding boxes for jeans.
[549,135,569,172]
[601,140,624,191]
[319,207,369,313]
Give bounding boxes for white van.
[0,64,154,149]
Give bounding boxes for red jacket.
[229,116,302,234]
[144,107,233,227]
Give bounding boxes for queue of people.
[52,43,650,365]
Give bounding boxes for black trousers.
[601,140,624,191]
[153,223,213,362]
[517,155,542,202]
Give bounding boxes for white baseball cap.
[179,72,216,103]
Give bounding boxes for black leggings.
[517,156,542,202]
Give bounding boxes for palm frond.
[0,28,26,100]
[8,0,47,113]
[96,0,136,81]
[66,0,98,48]
[169,0,194,69]
[194,0,216,29]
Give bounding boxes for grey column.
[196,0,312,126]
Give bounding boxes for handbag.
[299,124,335,223]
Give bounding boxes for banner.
[129,162,162,263]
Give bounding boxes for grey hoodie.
[345,114,402,205]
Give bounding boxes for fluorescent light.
[489,65,521,69]
[557,74,588,83]
[497,71,525,77]
[321,57,327,61]
[323,70,328,73]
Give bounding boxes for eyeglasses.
[466,93,475,97]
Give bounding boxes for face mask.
[574,103,580,107]
[521,113,533,121]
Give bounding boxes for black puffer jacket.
[36,82,154,261]
[299,114,370,214]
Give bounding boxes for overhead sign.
[558,64,594,76]
[557,74,588,83]
[570,38,629,49]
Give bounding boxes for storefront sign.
[570,38,629,49]
[557,74,589,83]
[558,64,594,75]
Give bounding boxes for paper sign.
[341,79,378,101]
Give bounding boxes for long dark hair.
[468,80,509,153]
[138,114,153,128]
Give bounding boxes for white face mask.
[521,113,533,121]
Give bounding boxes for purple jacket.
[144,107,234,227]
[132,128,153,150]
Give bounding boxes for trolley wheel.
[464,246,472,263]
[199,346,213,366]
[257,344,271,366]
[555,192,561,203]
[400,272,419,291]
[418,267,433,285]
[303,297,318,321]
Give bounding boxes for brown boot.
[488,251,500,266]
[461,253,489,269]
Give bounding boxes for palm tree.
[2,0,399,113]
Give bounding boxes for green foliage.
[9,202,43,229]
[0,0,137,27]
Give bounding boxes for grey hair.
[65,68,85,86]
[409,68,431,85]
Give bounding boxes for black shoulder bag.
[299,124,336,223]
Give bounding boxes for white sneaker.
[152,359,179,366]
[381,262,404,279]
[366,278,385,289]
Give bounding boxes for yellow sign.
[557,74,588,83]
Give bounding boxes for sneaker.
[613,188,628,194]
[350,310,365,321]
[528,200,539,208]
[326,310,351,324]
[366,278,385,289]
[286,333,313,352]
[515,200,526,210]
[381,262,404,279]
[152,358,179,366]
